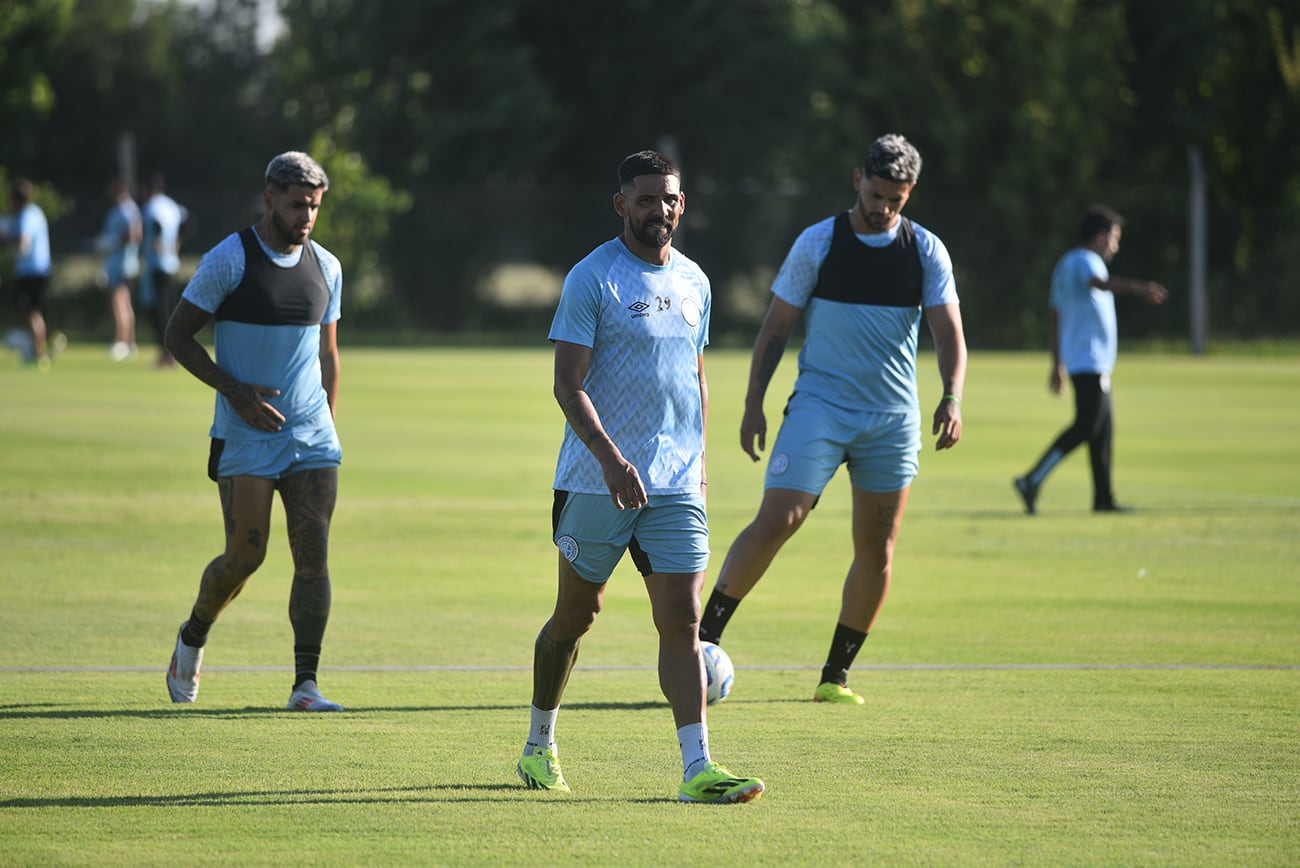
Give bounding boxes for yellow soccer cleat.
[813,681,865,705]
[517,748,570,793]
[678,761,764,804]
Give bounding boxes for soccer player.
[96,177,142,361]
[1013,206,1167,514]
[164,151,345,712]
[697,134,967,705]
[140,173,189,367]
[4,179,56,367]
[518,150,764,804]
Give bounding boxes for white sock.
[678,722,710,780]
[525,705,559,756]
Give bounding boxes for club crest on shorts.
[769,453,790,476]
[556,535,580,562]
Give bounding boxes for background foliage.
[2,0,1298,343]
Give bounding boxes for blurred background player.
[3,179,61,368]
[1014,205,1168,514]
[163,151,345,712]
[95,177,142,360]
[697,134,967,705]
[140,172,189,366]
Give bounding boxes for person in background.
[3,179,60,368]
[1013,205,1167,514]
[96,177,142,361]
[518,150,764,804]
[140,172,189,367]
[163,151,345,713]
[698,134,967,706]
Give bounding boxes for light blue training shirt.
[1049,246,1115,375]
[13,203,51,277]
[180,229,343,440]
[549,237,711,495]
[771,214,958,414]
[98,198,142,284]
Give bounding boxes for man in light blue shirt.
[140,173,188,366]
[4,179,54,365]
[697,134,968,706]
[96,177,142,360]
[163,151,346,714]
[519,150,764,805]
[1014,206,1167,514]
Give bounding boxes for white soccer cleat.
[166,624,203,703]
[286,680,343,712]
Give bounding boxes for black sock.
[698,589,742,644]
[182,612,213,648]
[820,623,868,685]
[294,645,321,689]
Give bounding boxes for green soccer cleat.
[813,681,865,705]
[517,748,570,793]
[678,761,765,804]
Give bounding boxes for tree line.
[3,0,1298,345]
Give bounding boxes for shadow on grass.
[0,783,544,809]
[0,699,671,721]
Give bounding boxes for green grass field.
[1,344,1297,865]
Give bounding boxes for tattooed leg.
[280,467,338,652]
[190,475,276,623]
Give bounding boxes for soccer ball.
[701,641,734,705]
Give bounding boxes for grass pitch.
[0,343,1297,865]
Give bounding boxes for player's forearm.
[320,351,340,417]
[556,387,621,464]
[745,329,786,410]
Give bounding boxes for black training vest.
[215,227,328,325]
[811,212,923,308]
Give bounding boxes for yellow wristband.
[942,394,961,406]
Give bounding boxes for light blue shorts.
[208,425,342,481]
[552,491,709,584]
[765,392,920,495]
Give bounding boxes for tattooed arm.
[740,297,802,462]
[553,340,645,511]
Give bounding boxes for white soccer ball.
[701,641,734,705]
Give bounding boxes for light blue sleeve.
[914,223,959,307]
[311,241,344,324]
[548,260,602,348]
[181,234,246,313]
[770,218,835,309]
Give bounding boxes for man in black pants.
[1014,206,1167,514]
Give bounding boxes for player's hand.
[1049,365,1064,396]
[227,383,284,431]
[602,458,646,510]
[932,398,962,450]
[1143,281,1169,304]
[739,405,767,463]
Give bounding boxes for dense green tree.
[0,0,74,171]
[3,0,1298,340]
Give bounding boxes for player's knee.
[753,505,807,540]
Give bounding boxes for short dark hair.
[618,150,680,188]
[1079,205,1124,242]
[10,178,35,205]
[864,134,922,184]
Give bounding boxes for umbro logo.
[627,300,651,318]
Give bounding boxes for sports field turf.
[0,344,1296,865]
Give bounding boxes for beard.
[269,211,310,247]
[631,217,674,250]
